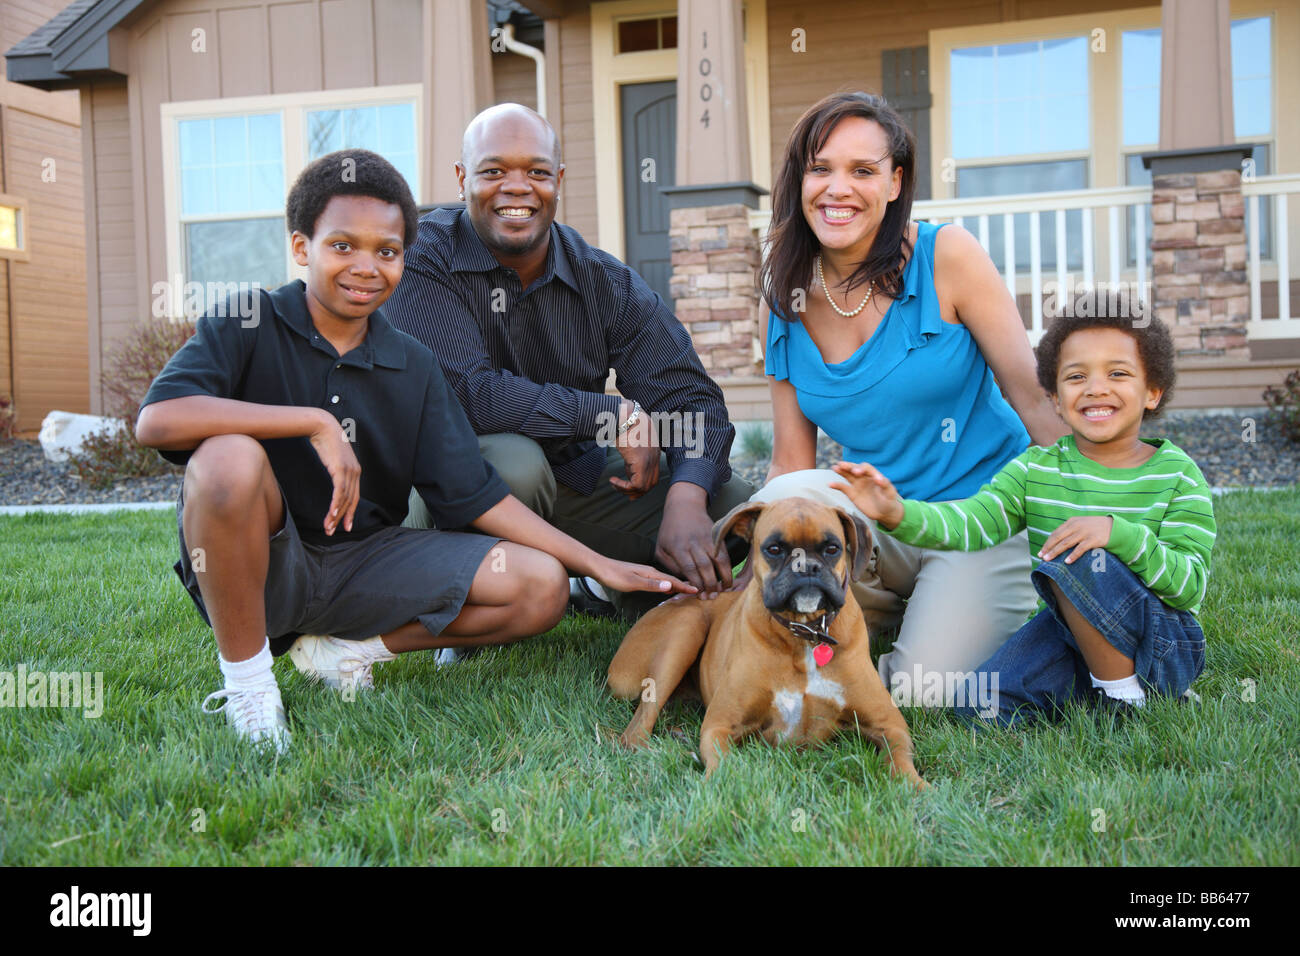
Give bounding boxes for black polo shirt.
[383,207,735,498]
[141,279,509,547]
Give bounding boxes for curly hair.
[758,92,916,321]
[286,149,419,247]
[1035,312,1177,418]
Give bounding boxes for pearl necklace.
[815,255,873,317]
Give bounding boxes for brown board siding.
[492,48,540,112]
[3,104,88,431]
[86,83,137,414]
[558,6,595,239]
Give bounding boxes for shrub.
[0,394,15,443]
[1263,369,1300,445]
[66,318,195,488]
[737,422,774,460]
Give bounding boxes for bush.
[1263,369,1300,445]
[737,422,774,460]
[0,394,15,443]
[66,318,195,488]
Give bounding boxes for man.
[385,103,752,619]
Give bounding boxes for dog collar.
[770,611,839,647]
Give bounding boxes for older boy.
[137,150,689,752]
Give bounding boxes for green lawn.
[2,490,1298,865]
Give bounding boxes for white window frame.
[161,84,423,309]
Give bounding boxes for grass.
[2,489,1298,865]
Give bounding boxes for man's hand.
[609,400,659,499]
[308,410,361,535]
[1039,516,1114,564]
[588,556,697,597]
[829,461,904,530]
[654,482,733,595]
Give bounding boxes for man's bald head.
[461,103,561,169]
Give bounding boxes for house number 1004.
[699,31,712,128]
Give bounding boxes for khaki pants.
[406,433,755,617]
[749,469,1037,707]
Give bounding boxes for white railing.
[750,186,1152,344]
[1243,173,1300,340]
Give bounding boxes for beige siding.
[492,49,539,112]
[85,83,137,414]
[557,7,595,238]
[0,262,10,404]
[3,105,88,431]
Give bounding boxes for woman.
[750,91,1068,706]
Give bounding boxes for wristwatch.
[616,401,642,438]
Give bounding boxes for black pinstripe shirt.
[383,207,735,498]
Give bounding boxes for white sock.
[1091,672,1146,706]
[219,639,277,690]
[360,635,397,662]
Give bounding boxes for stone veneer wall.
[667,204,763,378]
[1150,169,1250,359]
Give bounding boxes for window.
[178,113,286,297]
[950,36,1090,272]
[0,200,24,257]
[306,103,419,196]
[164,87,421,305]
[1121,18,1274,262]
[617,15,677,53]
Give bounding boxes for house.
[6,0,1298,431]
[0,0,87,434]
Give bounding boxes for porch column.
[1144,0,1252,359]
[663,0,766,379]
[423,0,495,205]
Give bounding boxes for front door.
[620,81,677,304]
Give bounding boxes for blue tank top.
[765,220,1029,501]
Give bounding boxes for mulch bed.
[2,412,1297,506]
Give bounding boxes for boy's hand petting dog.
[590,557,698,597]
[308,409,361,535]
[1039,515,1114,564]
[829,460,905,530]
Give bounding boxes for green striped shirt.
[886,436,1216,614]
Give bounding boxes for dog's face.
[714,498,871,621]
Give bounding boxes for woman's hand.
[1039,516,1114,564]
[829,460,904,530]
[588,557,698,597]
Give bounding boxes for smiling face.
[1053,327,1163,460]
[457,107,564,263]
[291,194,405,330]
[801,116,903,264]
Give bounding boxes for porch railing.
[1243,173,1300,340]
[749,178,1300,345]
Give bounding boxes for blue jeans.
[952,552,1207,728]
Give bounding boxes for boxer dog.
[608,497,925,788]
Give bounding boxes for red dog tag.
[813,643,834,667]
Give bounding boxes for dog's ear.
[835,507,873,581]
[712,501,766,553]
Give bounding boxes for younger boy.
[830,313,1214,726]
[137,149,689,752]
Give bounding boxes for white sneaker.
[435,647,469,668]
[288,635,394,692]
[201,683,290,753]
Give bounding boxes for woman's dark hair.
[286,148,420,248]
[1035,312,1177,418]
[758,92,916,321]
